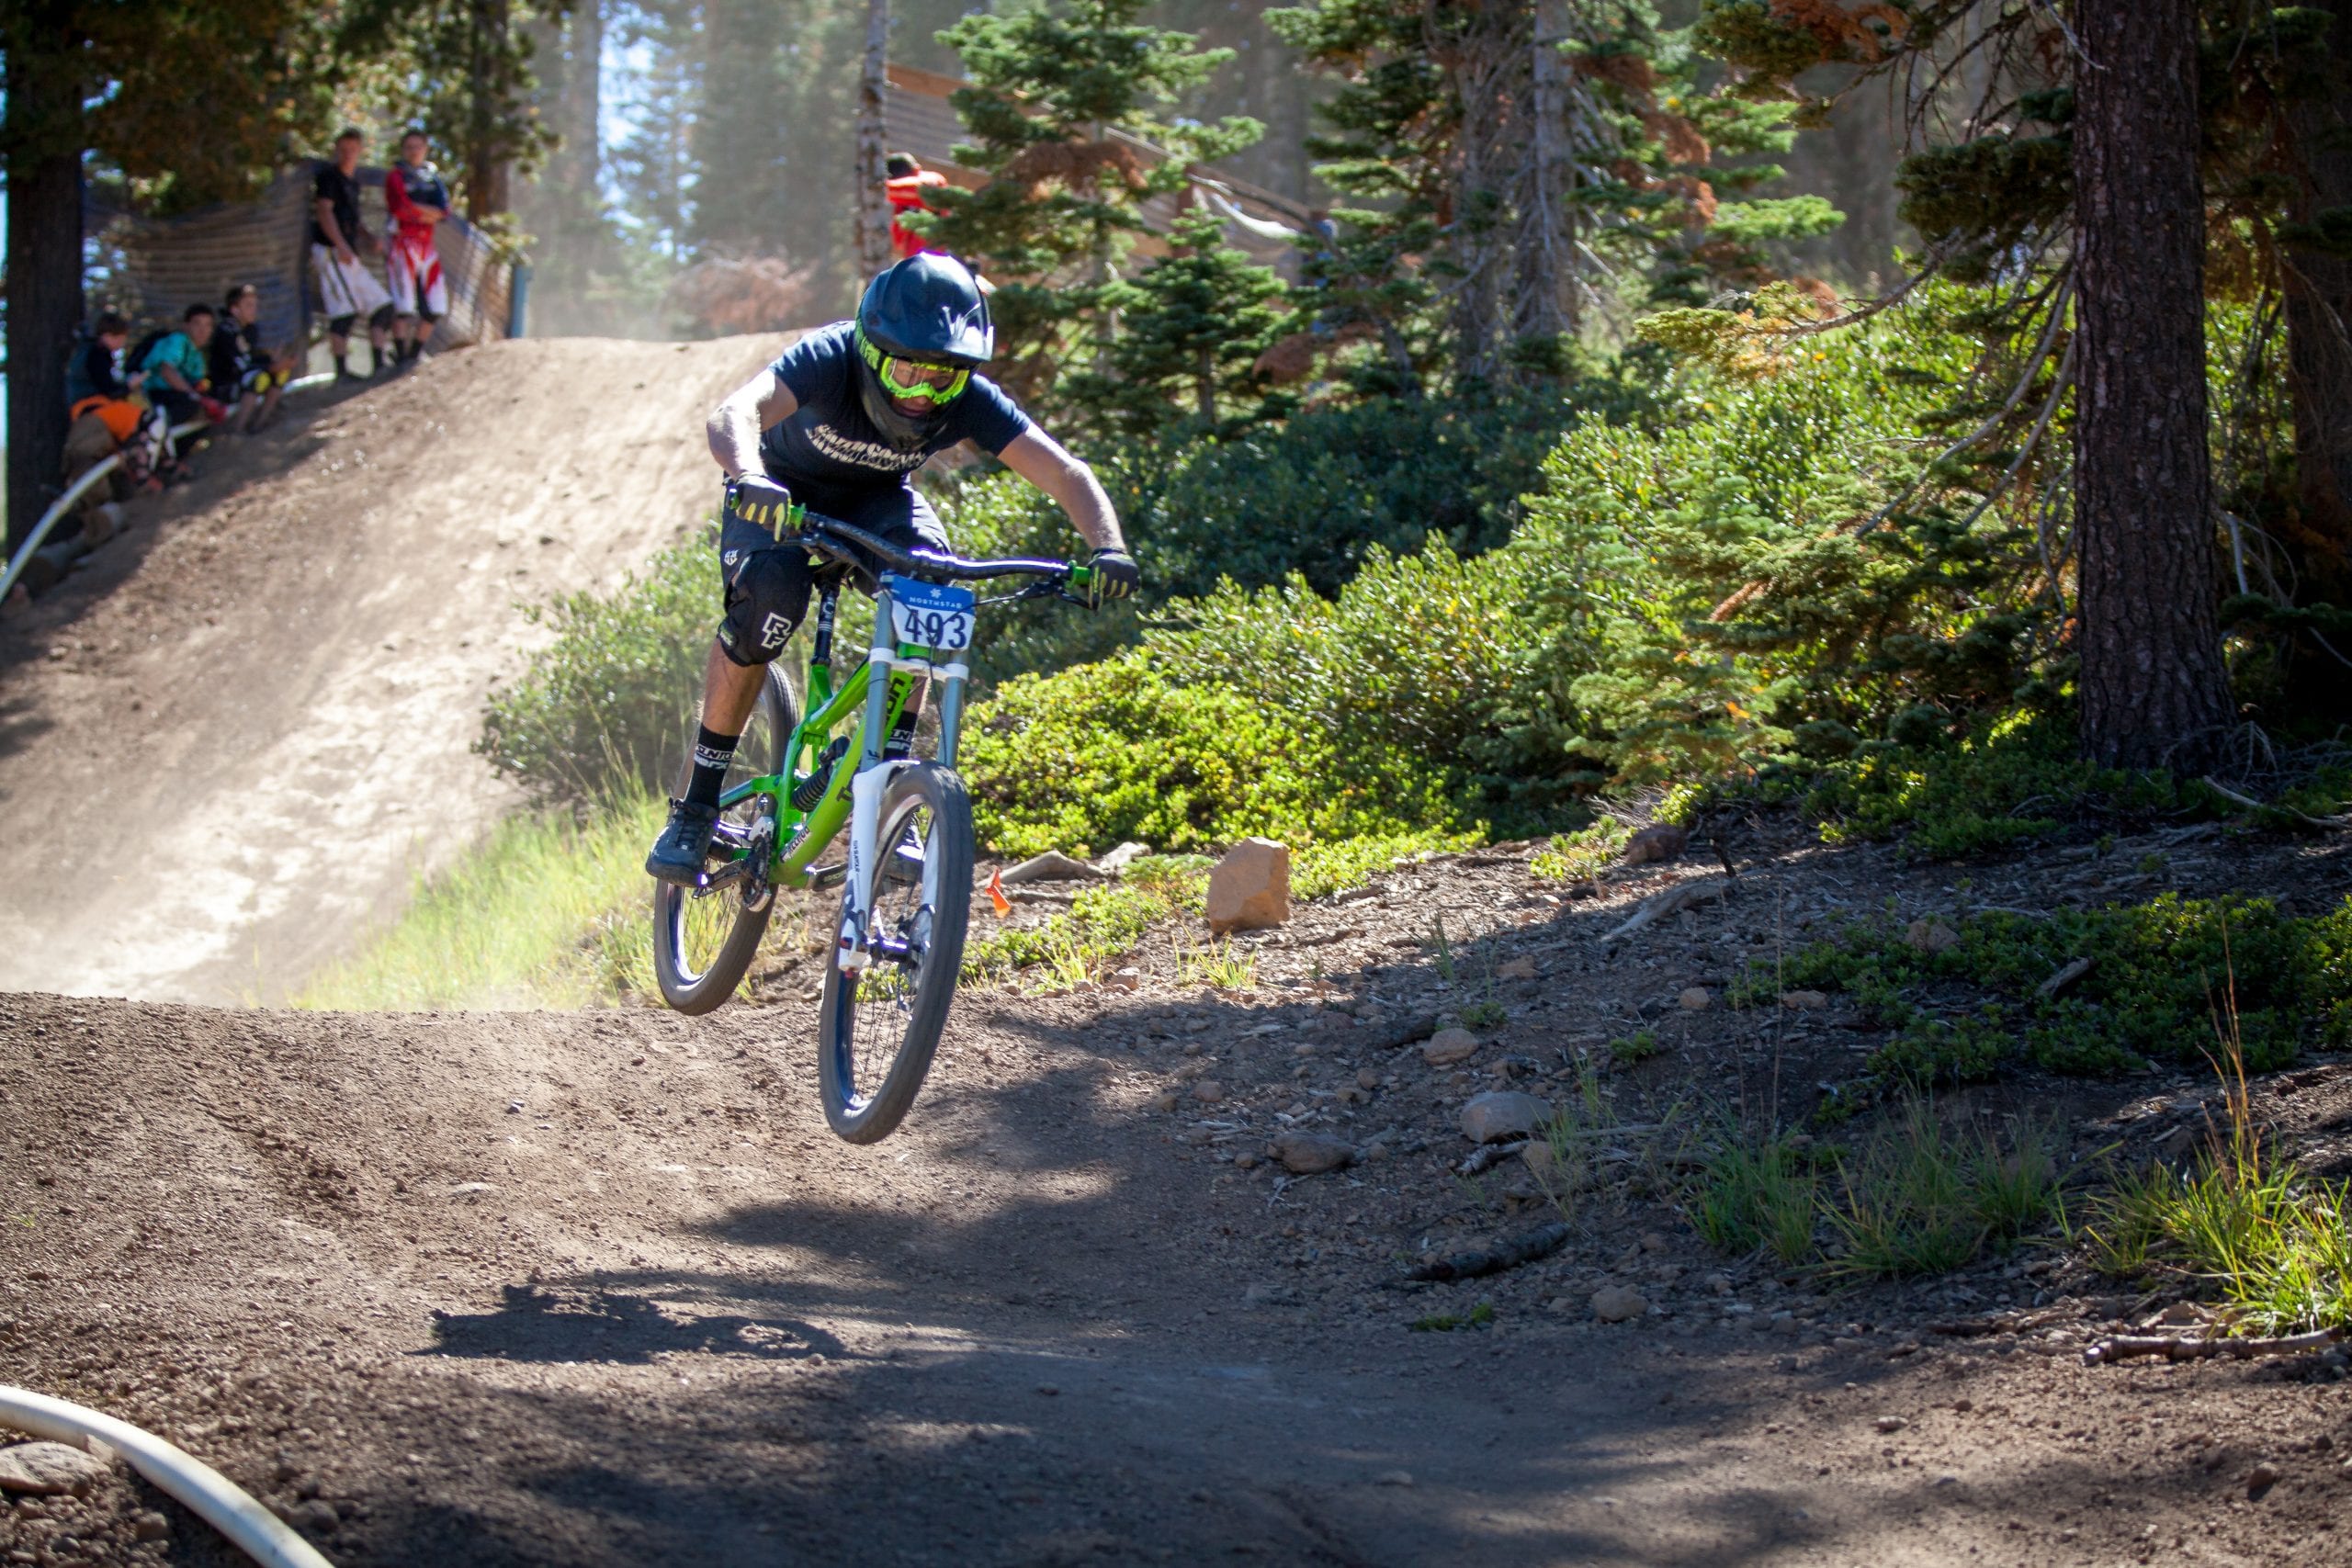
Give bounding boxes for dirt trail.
[0,336,773,1004]
[2,810,2345,1566]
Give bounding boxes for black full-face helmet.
[853,253,993,449]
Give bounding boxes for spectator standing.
[209,284,300,434]
[312,128,395,380]
[885,152,950,261]
[383,130,451,368]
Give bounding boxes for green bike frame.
[711,568,971,897]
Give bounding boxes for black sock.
[334,353,348,377]
[686,725,739,808]
[369,344,384,374]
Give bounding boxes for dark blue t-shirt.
[759,321,1032,508]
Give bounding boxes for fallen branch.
[1599,878,1729,944]
[2036,955,2094,1000]
[1456,1140,1532,1176]
[1405,1222,1574,1283]
[2199,776,2350,832]
[2082,1324,2346,1366]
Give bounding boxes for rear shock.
[792,736,850,811]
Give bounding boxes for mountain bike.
[650,508,1095,1143]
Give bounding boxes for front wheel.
[650,666,796,1014]
[816,763,975,1143]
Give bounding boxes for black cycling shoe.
[646,798,723,886]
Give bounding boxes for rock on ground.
[1591,1285,1648,1323]
[1622,824,1688,866]
[1421,1028,1480,1066]
[0,1441,113,1495]
[1460,1090,1552,1145]
[1270,1133,1354,1175]
[1205,838,1291,934]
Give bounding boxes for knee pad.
[329,313,358,337]
[368,303,397,332]
[417,308,441,327]
[716,547,812,667]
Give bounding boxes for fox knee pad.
[329,313,358,338]
[716,546,814,667]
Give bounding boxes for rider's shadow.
[421,1282,840,1365]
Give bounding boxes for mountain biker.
[644,252,1139,885]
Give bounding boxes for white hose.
[0,1384,335,1568]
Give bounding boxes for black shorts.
[716,485,950,667]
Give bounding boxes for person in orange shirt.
[884,152,950,261]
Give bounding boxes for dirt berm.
[0,336,774,1004]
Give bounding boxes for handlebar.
[792,512,1082,586]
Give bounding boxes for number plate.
[884,576,976,651]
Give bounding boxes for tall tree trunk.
[1514,0,1574,344]
[560,0,603,195]
[854,0,892,276]
[2,6,85,560]
[2071,0,2235,771]
[2280,0,2352,604]
[467,0,514,220]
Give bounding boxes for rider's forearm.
[1057,463,1124,554]
[707,404,763,479]
[317,203,349,254]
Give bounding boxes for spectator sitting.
[210,283,300,434]
[136,303,227,477]
[885,152,950,262]
[313,126,396,380]
[58,312,154,548]
[64,311,161,466]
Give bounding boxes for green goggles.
[856,324,970,405]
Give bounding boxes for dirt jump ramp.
[0,335,776,1003]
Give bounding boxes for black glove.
[725,474,795,537]
[1085,547,1140,608]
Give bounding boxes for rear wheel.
[816,763,975,1143]
[650,666,796,1014]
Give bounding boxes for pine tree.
[1265,0,1830,389]
[1692,0,2350,756]
[922,0,1264,405]
[1058,206,1290,437]
[338,0,558,220]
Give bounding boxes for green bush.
[959,648,1456,859]
[1757,892,2352,1084]
[476,534,719,807]
[1153,533,1587,815]
[1521,290,2041,785]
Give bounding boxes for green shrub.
[477,533,719,807]
[1532,816,1630,880]
[1153,533,1587,815]
[1757,893,2352,1084]
[959,648,1456,859]
[1521,289,2042,785]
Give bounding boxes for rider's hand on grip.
[1084,547,1139,608]
[726,474,795,539]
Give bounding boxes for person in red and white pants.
[384,130,451,368]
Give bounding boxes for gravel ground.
[5,811,2349,1565]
